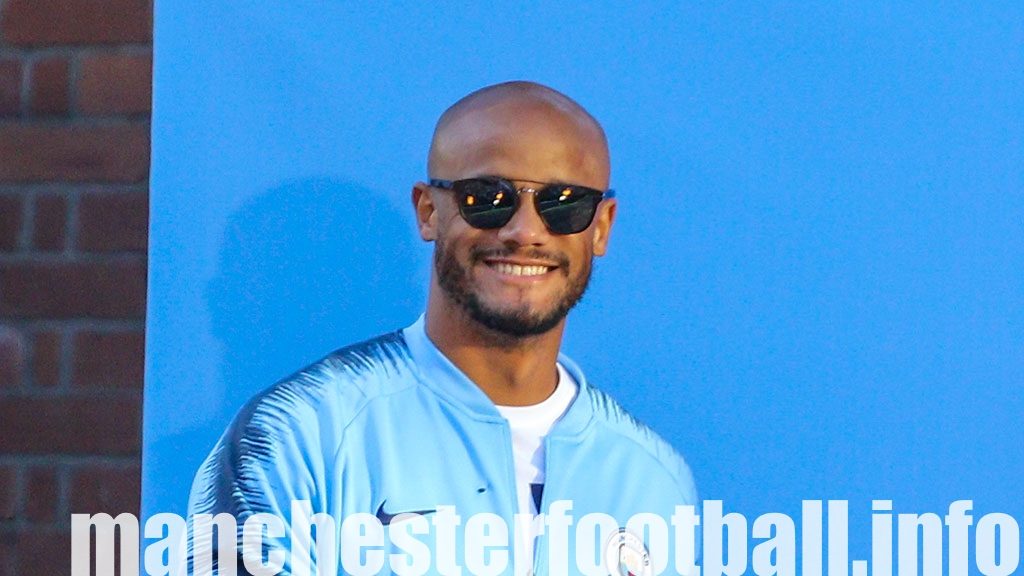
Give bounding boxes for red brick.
[79,54,152,115]
[0,260,146,319]
[72,331,143,389]
[28,57,70,115]
[0,326,25,388]
[12,527,70,576]
[0,59,21,116]
[69,463,139,515]
[78,191,148,252]
[0,465,17,520]
[32,331,62,388]
[1,0,151,46]
[31,194,68,251]
[23,466,59,522]
[0,123,150,183]
[0,393,140,455]
[0,195,23,251]
[0,528,17,576]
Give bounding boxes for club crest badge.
[604,529,651,576]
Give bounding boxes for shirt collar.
[402,314,594,439]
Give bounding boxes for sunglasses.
[429,176,615,235]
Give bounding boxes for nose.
[496,191,548,247]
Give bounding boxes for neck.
[424,286,565,407]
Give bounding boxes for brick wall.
[0,1,151,574]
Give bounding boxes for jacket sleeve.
[184,369,340,576]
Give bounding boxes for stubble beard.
[434,235,592,338]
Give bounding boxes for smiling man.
[416,82,614,407]
[186,81,698,576]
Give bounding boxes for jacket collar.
[402,314,594,439]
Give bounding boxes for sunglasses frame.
[428,176,616,235]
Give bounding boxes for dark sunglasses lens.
[535,186,601,234]
[455,179,517,229]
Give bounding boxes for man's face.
[433,189,596,337]
[422,103,615,338]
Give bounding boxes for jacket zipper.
[531,434,554,576]
[500,420,530,576]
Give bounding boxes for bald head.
[427,81,611,189]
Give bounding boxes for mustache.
[470,247,571,270]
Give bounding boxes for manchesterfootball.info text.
[73,500,1019,576]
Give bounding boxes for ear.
[412,183,438,241]
[591,198,617,256]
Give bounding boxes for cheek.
[434,205,464,236]
[560,239,594,273]
[579,226,602,256]
[577,233,598,258]
[436,224,485,263]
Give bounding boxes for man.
[187,81,698,576]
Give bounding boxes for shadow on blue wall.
[146,178,422,515]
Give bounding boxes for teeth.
[492,263,550,276]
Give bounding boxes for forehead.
[431,101,610,188]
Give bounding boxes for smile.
[488,262,554,277]
[479,255,561,278]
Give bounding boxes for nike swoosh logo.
[374,500,436,526]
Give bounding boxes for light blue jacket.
[187,316,698,575]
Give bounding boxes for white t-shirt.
[495,363,577,571]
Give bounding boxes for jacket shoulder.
[584,385,698,504]
[187,329,417,516]
[239,328,415,426]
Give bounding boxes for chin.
[474,301,569,336]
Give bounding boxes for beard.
[434,235,592,338]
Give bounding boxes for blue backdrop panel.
[145,1,1023,569]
